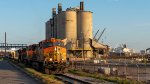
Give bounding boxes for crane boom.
[97,28,106,42]
[93,29,99,40]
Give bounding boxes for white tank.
[77,11,93,49]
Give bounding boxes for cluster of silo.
[45,2,93,57]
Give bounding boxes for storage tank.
[57,3,63,39]
[57,11,65,39]
[56,14,60,39]
[45,20,51,40]
[61,10,77,49]
[54,16,57,38]
[45,21,49,39]
[56,11,65,39]
[50,19,54,38]
[77,11,93,49]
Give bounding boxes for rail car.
[17,48,27,63]
[17,38,68,74]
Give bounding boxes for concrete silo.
[62,10,77,50]
[53,16,57,38]
[49,8,56,38]
[56,14,60,39]
[56,3,63,39]
[77,2,93,58]
[77,11,93,49]
[59,11,65,39]
[45,1,96,58]
[45,20,50,40]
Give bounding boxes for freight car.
[17,48,27,63]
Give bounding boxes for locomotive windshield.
[41,41,65,48]
[53,42,64,47]
[43,42,53,48]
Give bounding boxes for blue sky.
[0,0,150,52]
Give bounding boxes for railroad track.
[55,74,91,84]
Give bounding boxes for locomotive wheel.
[23,60,28,65]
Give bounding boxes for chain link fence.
[69,58,150,82]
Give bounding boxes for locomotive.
[17,38,68,74]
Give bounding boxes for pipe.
[80,1,84,11]
[58,3,62,13]
[52,8,56,17]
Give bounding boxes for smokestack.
[52,8,56,17]
[58,3,62,13]
[80,1,84,11]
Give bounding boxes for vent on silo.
[80,1,84,11]
[58,3,62,13]
[52,8,56,17]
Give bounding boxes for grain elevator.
[46,2,107,58]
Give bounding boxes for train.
[16,38,68,74]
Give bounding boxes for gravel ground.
[64,73,116,84]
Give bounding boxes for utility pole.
[136,64,139,82]
[5,32,6,57]
[82,32,85,69]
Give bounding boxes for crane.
[97,28,106,42]
[93,29,100,40]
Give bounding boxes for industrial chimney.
[52,8,56,17]
[58,3,62,13]
[80,1,84,11]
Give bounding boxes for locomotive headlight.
[55,47,57,51]
[49,58,52,61]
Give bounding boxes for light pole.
[136,64,139,82]
[81,32,85,70]
[144,55,147,82]
[124,58,128,81]
[5,32,6,57]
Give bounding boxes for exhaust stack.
[58,3,62,13]
[80,1,84,11]
[52,8,56,17]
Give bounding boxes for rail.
[55,74,90,84]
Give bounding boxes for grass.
[11,60,64,84]
[68,69,144,84]
[0,58,3,61]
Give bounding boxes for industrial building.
[46,2,108,58]
[109,44,135,56]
